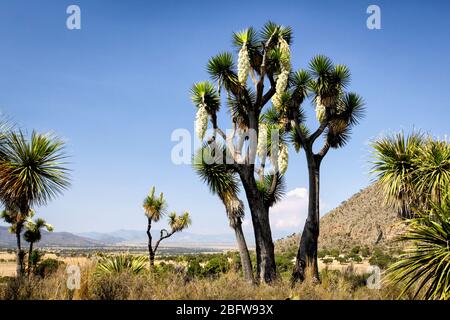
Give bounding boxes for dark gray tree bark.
[15,226,24,277]
[292,152,321,282]
[146,218,155,267]
[239,165,276,283]
[232,217,254,283]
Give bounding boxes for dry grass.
[0,262,410,300]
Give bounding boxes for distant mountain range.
[0,226,103,248]
[0,226,254,249]
[77,229,252,246]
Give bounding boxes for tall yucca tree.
[24,217,53,274]
[193,144,254,282]
[143,187,191,266]
[0,130,70,277]
[287,56,365,282]
[387,200,450,300]
[191,22,293,283]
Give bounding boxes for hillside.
[276,184,406,252]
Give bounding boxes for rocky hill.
[276,184,406,252]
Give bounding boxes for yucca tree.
[24,217,53,274]
[191,22,293,283]
[387,200,450,300]
[372,132,450,216]
[0,130,70,277]
[143,186,167,266]
[371,131,425,218]
[143,187,191,266]
[286,56,365,282]
[193,144,254,282]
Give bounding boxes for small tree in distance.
[24,216,54,275]
[143,186,192,267]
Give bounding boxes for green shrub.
[187,258,203,278]
[275,255,293,273]
[336,256,348,264]
[34,258,63,277]
[361,246,371,257]
[329,249,340,258]
[202,256,229,277]
[369,248,395,269]
[350,246,361,255]
[322,258,333,265]
[318,249,329,258]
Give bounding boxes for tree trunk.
[15,228,24,277]
[292,155,321,283]
[146,218,155,267]
[233,219,254,283]
[28,242,34,276]
[239,166,276,283]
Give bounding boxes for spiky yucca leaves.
[193,144,248,230]
[96,255,148,275]
[371,132,425,216]
[0,130,70,212]
[143,187,167,222]
[168,211,192,233]
[24,218,53,244]
[193,144,238,196]
[387,201,450,300]
[207,52,241,95]
[256,173,285,208]
[260,21,292,46]
[415,139,450,205]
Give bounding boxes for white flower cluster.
[315,96,326,123]
[238,44,251,85]
[195,103,208,140]
[257,122,268,158]
[272,38,291,110]
[278,144,289,174]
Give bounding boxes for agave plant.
[387,200,450,300]
[96,255,148,275]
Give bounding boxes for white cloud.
[270,187,309,230]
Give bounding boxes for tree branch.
[261,73,276,108]
[256,34,276,108]
[308,122,328,145]
[154,229,174,253]
[317,141,330,160]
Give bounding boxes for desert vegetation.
[0,249,413,300]
[0,19,448,301]
[372,132,450,299]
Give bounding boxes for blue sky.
[0,0,449,237]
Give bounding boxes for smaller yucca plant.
[387,200,450,300]
[96,255,148,275]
